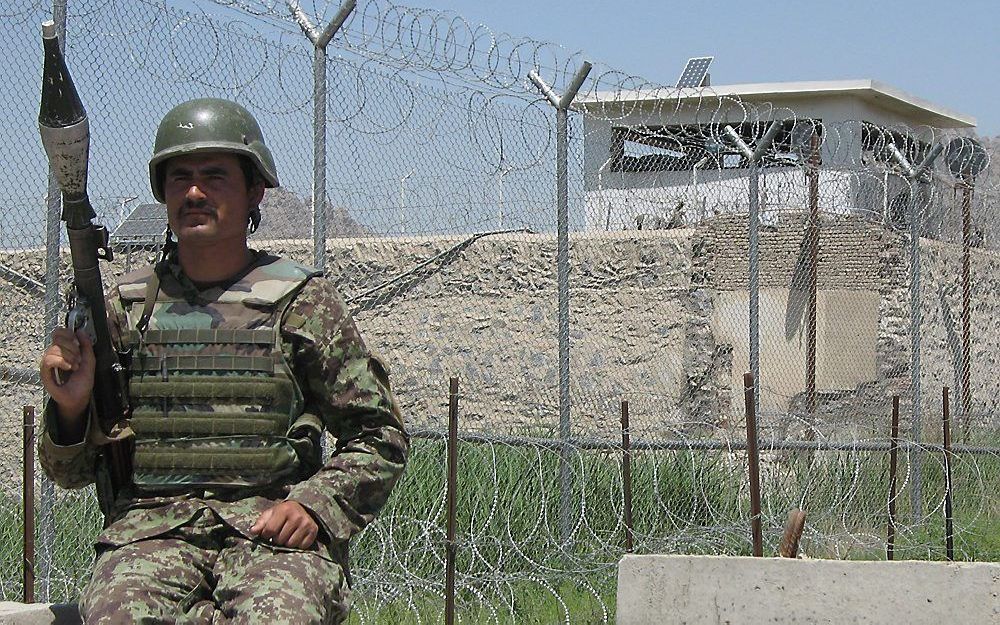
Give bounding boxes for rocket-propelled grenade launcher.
[38,20,131,507]
[39,22,94,226]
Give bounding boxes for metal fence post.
[39,0,70,602]
[286,0,356,273]
[959,174,977,441]
[312,43,328,271]
[943,386,954,561]
[907,176,924,519]
[805,132,821,418]
[445,377,459,625]
[886,142,943,521]
[748,165,760,416]
[887,395,900,560]
[724,121,783,417]
[743,372,763,557]
[528,61,592,546]
[942,136,989,443]
[23,406,36,604]
[621,399,633,553]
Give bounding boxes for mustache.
[179,200,217,216]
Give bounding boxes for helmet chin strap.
[134,227,175,338]
[248,206,261,234]
[159,227,177,264]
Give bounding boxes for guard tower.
[577,61,977,231]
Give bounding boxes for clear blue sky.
[422,0,999,136]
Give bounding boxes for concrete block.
[712,288,878,414]
[0,603,80,625]
[617,555,1000,625]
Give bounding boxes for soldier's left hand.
[250,500,319,549]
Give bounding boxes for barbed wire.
[3,0,1000,618]
[341,424,1000,623]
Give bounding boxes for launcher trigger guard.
[54,296,96,387]
[66,296,96,342]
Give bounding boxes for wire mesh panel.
[2,0,1000,620]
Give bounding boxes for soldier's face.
[162,153,264,247]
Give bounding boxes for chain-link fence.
[3,0,1000,621]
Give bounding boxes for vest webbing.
[130,414,291,436]
[129,376,296,404]
[118,256,321,492]
[136,445,298,473]
[126,328,276,346]
[133,354,279,374]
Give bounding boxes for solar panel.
[676,56,714,88]
[111,203,167,243]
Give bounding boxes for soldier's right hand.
[40,328,95,423]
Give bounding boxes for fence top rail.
[408,428,1000,456]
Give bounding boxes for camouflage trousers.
[78,508,350,624]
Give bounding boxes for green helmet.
[148,98,279,202]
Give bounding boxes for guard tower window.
[610,126,704,172]
[609,120,820,173]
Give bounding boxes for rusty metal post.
[445,377,459,625]
[743,372,763,557]
[960,181,973,442]
[22,406,35,603]
[887,396,900,560]
[778,509,806,558]
[805,132,821,417]
[943,387,954,561]
[621,400,634,553]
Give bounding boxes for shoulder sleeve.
[282,277,409,542]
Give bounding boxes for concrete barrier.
[617,555,1000,624]
[0,603,80,625]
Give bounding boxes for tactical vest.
[117,255,321,492]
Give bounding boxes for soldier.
[38,98,409,624]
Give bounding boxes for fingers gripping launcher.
[55,291,97,386]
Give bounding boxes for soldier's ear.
[249,180,265,205]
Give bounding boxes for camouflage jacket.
[39,251,409,571]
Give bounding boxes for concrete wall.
[712,289,878,415]
[311,230,697,437]
[312,215,1000,437]
[3,214,1000,447]
[617,555,1000,625]
[0,603,79,625]
[912,238,1000,432]
[698,214,887,417]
